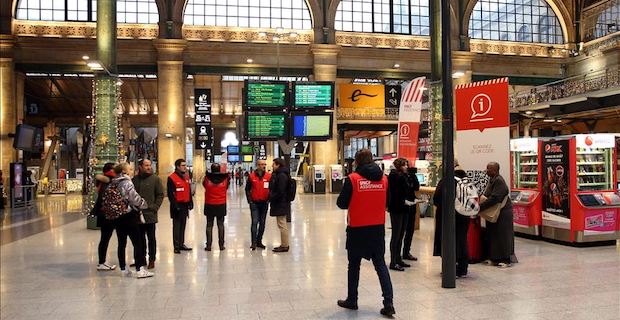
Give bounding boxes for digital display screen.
[578,194,601,207]
[291,113,332,140]
[294,82,334,108]
[245,81,288,108]
[245,112,288,140]
[228,154,240,162]
[243,155,254,162]
[227,145,239,154]
[416,173,425,184]
[13,124,36,151]
[241,145,254,155]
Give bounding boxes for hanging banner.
[541,139,571,229]
[194,89,213,151]
[455,78,510,190]
[397,77,426,165]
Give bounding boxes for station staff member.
[336,149,395,317]
[167,159,194,254]
[245,159,271,250]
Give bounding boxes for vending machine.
[541,134,620,244]
[312,165,326,194]
[329,165,344,193]
[509,138,542,236]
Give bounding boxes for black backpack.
[287,177,297,202]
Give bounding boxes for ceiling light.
[189,96,194,99]
[82,55,90,60]
[556,119,562,123]
[393,64,400,69]
[164,133,173,138]
[452,71,465,78]
[87,62,103,70]
[543,119,556,122]
[525,111,533,115]
[246,58,253,63]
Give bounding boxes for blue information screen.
[292,114,331,138]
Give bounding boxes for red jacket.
[203,174,229,205]
[347,172,388,227]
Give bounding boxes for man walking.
[336,149,395,317]
[133,159,164,269]
[245,160,271,250]
[167,159,194,254]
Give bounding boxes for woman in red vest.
[203,163,230,251]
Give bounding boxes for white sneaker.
[97,263,117,271]
[135,267,154,279]
[497,262,512,268]
[120,268,133,277]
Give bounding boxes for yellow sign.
[338,84,385,109]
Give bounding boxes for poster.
[541,139,571,229]
[455,78,510,190]
[397,77,425,165]
[584,209,618,235]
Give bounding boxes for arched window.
[595,1,620,38]
[335,0,430,35]
[183,0,313,30]
[15,0,159,24]
[468,0,564,44]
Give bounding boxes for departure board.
[293,82,334,109]
[245,113,288,140]
[291,113,332,140]
[245,81,288,108]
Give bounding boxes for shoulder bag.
[478,195,508,223]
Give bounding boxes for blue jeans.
[250,202,268,245]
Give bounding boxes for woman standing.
[387,158,411,271]
[203,163,230,251]
[94,162,117,271]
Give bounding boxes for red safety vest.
[169,172,191,203]
[347,173,388,227]
[248,171,272,202]
[204,176,229,205]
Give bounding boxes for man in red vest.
[336,149,395,317]
[203,163,230,251]
[245,159,271,250]
[167,159,194,254]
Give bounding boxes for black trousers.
[116,218,145,271]
[456,216,470,276]
[389,212,407,264]
[347,250,393,305]
[402,206,416,256]
[97,222,115,264]
[172,215,187,250]
[139,223,157,262]
[206,215,225,247]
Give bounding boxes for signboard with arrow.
[194,89,213,151]
[385,85,401,109]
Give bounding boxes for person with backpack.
[387,158,412,271]
[269,158,292,253]
[104,163,152,278]
[168,159,194,254]
[203,163,230,251]
[336,149,395,317]
[132,159,164,269]
[245,160,271,250]
[433,164,475,278]
[93,162,117,271]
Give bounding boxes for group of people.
[92,157,294,279]
[336,150,514,317]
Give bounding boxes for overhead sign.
[293,82,334,109]
[245,81,288,108]
[397,77,425,165]
[257,142,267,160]
[338,84,385,109]
[385,85,402,109]
[194,89,213,150]
[455,78,510,181]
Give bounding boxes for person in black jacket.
[433,165,471,277]
[402,167,420,261]
[336,149,395,317]
[387,158,412,271]
[94,162,117,271]
[269,158,291,253]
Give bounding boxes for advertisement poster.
[397,77,425,165]
[10,163,24,202]
[584,209,618,235]
[338,84,385,116]
[455,78,510,190]
[541,139,571,229]
[513,205,529,227]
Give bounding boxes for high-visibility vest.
[204,176,229,205]
[248,171,272,202]
[169,172,191,203]
[347,172,388,227]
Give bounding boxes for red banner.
[398,122,420,164]
[398,77,425,165]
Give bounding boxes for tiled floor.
[1,185,619,320]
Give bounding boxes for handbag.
[478,195,508,223]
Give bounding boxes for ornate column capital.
[310,44,341,64]
[153,39,187,61]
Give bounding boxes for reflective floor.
[1,185,619,320]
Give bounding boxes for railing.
[509,66,620,109]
